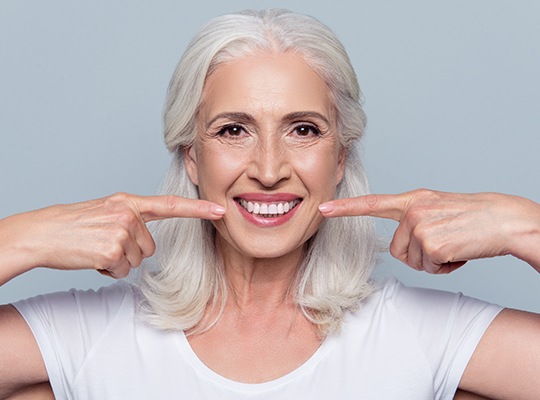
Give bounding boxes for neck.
[215,235,306,313]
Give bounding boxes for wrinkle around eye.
[206,126,254,147]
[293,124,322,137]
[286,124,335,147]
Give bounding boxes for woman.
[1,9,539,399]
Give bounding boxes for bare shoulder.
[0,304,49,399]
[459,308,540,399]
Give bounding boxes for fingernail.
[211,205,226,215]
[318,203,334,213]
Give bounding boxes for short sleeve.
[11,282,134,399]
[384,280,503,399]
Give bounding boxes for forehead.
[200,52,334,120]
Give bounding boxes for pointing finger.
[132,195,226,222]
[319,194,408,221]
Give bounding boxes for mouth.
[234,197,302,218]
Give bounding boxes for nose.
[246,135,291,187]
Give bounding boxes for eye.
[216,124,246,137]
[293,124,321,137]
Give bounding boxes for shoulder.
[366,278,502,318]
[14,280,134,310]
[12,281,137,339]
[338,279,504,398]
[347,278,503,368]
[355,278,503,339]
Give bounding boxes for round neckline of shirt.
[177,329,335,392]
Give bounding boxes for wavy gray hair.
[138,9,378,336]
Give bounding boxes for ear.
[336,147,346,184]
[184,146,199,186]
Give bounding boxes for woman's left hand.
[319,189,540,274]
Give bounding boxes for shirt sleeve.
[11,282,134,399]
[384,280,504,399]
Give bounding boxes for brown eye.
[217,124,245,137]
[294,124,321,137]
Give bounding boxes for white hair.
[137,9,378,336]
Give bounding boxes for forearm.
[0,213,41,286]
[506,196,540,273]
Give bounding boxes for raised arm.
[320,189,540,398]
[0,192,225,285]
[320,189,540,274]
[0,192,225,397]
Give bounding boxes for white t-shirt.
[13,279,502,400]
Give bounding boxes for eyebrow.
[205,112,255,129]
[205,111,331,129]
[282,111,331,126]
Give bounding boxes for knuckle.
[364,194,380,213]
[116,210,138,228]
[103,243,125,264]
[104,192,128,209]
[431,247,449,264]
[406,207,423,224]
[389,243,407,264]
[131,255,143,268]
[111,267,129,279]
[414,188,432,198]
[110,192,129,202]
[142,240,156,258]
[164,195,179,212]
[413,225,429,242]
[414,188,442,206]
[388,242,399,258]
[422,262,436,274]
[112,227,130,243]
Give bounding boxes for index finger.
[319,193,407,221]
[132,195,226,222]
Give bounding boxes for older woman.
[1,9,539,400]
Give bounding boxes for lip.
[236,193,301,202]
[233,193,302,228]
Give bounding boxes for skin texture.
[185,52,344,263]
[5,382,54,400]
[319,190,540,273]
[184,52,343,382]
[320,189,540,398]
[0,193,225,284]
[0,193,224,397]
[1,52,540,397]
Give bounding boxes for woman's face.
[185,52,345,261]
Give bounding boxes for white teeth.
[238,199,300,217]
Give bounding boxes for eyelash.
[293,124,321,137]
[214,123,322,138]
[216,124,245,137]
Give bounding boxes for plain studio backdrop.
[1,0,539,312]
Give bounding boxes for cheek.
[196,148,247,199]
[297,148,341,196]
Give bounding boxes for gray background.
[1,0,539,311]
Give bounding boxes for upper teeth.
[238,199,300,216]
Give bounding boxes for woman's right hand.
[0,193,226,284]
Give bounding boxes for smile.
[235,198,302,217]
